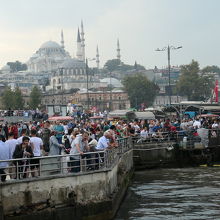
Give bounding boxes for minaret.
[96,45,100,69]
[117,39,121,61]
[81,20,85,62]
[76,28,82,60]
[61,29,65,50]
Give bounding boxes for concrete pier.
[0,140,133,220]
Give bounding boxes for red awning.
[48,116,73,121]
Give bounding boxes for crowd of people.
[0,116,220,182]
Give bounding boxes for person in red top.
[9,123,18,139]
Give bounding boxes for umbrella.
[199,114,219,118]
[48,116,73,121]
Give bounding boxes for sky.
[0,0,220,69]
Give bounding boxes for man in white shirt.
[0,135,10,182]
[70,132,89,172]
[30,129,43,177]
[96,131,112,150]
[140,127,148,139]
[17,129,29,144]
[193,119,201,129]
[6,132,18,159]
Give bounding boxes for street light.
[155,45,182,105]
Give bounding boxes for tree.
[104,59,145,72]
[122,73,159,108]
[29,86,42,109]
[14,87,24,109]
[176,60,214,101]
[202,65,220,74]
[2,87,14,109]
[7,61,27,72]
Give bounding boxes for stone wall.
[0,150,133,220]
[133,142,176,169]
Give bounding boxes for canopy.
[108,110,135,119]
[48,116,73,121]
[134,111,155,120]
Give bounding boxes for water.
[115,168,220,220]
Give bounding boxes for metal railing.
[0,137,132,183]
[133,129,220,149]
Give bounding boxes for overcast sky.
[0,0,219,69]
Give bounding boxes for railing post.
[39,158,42,177]
[60,156,63,174]
[16,161,19,180]
[80,156,83,172]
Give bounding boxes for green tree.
[202,65,220,74]
[2,87,14,109]
[7,60,27,72]
[29,86,42,109]
[122,73,159,108]
[14,87,24,109]
[104,59,145,72]
[176,60,214,101]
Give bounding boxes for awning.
[134,112,155,120]
[108,110,135,118]
[48,116,73,121]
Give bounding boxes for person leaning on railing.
[94,131,116,169]
[69,132,90,173]
[13,136,34,179]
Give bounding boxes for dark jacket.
[13,144,34,162]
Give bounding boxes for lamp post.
[155,45,182,105]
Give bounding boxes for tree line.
[122,60,217,109]
[1,86,41,110]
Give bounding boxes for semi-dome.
[40,41,61,49]
[100,77,122,88]
[1,64,11,71]
[60,58,86,68]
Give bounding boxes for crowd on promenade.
[0,115,220,182]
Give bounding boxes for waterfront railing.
[0,137,132,183]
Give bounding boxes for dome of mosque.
[1,64,11,71]
[40,41,61,49]
[100,78,122,88]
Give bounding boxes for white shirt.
[140,130,148,139]
[96,136,109,150]
[5,139,18,159]
[193,120,201,129]
[70,135,87,159]
[0,141,10,168]
[30,136,43,157]
[17,135,28,145]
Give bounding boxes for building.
[46,58,107,92]
[71,89,130,111]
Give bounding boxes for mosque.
[0,21,123,94]
[26,21,88,73]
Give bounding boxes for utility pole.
[155,45,182,105]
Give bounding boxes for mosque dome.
[40,41,61,49]
[1,64,11,71]
[60,58,86,68]
[100,78,122,88]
